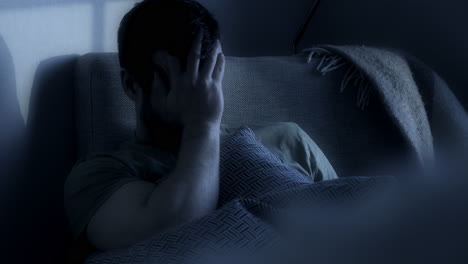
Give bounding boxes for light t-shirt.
[64,122,337,240]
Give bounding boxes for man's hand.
[166,30,225,127]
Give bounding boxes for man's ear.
[121,69,137,101]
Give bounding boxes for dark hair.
[118,0,220,91]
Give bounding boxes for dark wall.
[201,0,312,57]
[201,0,468,108]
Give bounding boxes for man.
[64,0,337,257]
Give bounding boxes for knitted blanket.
[305,46,468,168]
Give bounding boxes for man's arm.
[87,123,220,250]
[144,123,221,224]
[86,31,225,250]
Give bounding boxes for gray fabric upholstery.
[75,53,136,158]
[75,53,407,176]
[26,55,80,263]
[28,55,79,180]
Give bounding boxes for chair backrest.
[0,35,23,174]
[75,53,407,176]
[26,54,80,262]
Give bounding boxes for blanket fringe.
[303,47,373,110]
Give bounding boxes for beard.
[139,91,183,152]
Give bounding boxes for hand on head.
[164,29,225,128]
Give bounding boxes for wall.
[0,0,139,119]
[1,0,466,120]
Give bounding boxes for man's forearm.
[144,123,221,229]
[170,123,221,218]
[84,123,221,251]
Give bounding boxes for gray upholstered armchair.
[25,51,408,262]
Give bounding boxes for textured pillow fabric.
[221,122,338,182]
[218,126,314,206]
[85,127,393,264]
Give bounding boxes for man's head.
[119,0,220,90]
[118,0,221,146]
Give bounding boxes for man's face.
[132,50,181,135]
[147,50,175,124]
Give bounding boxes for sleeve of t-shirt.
[236,122,338,182]
[64,153,141,239]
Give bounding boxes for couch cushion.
[75,53,407,176]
